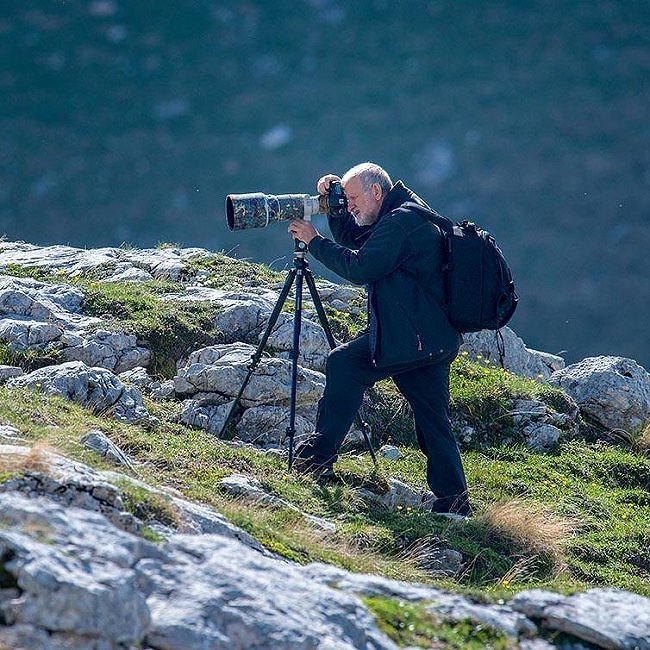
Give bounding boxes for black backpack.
[404,202,518,333]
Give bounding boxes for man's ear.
[371,183,383,201]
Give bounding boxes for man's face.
[342,176,384,226]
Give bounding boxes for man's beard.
[353,211,375,226]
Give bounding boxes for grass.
[2,256,649,608]
[364,596,516,649]
[1,385,648,600]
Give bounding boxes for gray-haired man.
[288,163,471,516]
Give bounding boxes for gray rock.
[549,356,650,432]
[0,364,23,381]
[62,329,151,373]
[102,262,154,282]
[509,589,569,618]
[461,327,565,379]
[81,430,134,468]
[379,445,401,460]
[359,478,431,512]
[235,404,313,445]
[220,473,336,533]
[0,277,149,373]
[513,588,650,649]
[266,311,334,370]
[0,424,24,441]
[521,422,563,450]
[7,361,150,423]
[304,563,538,639]
[150,379,175,401]
[175,342,325,408]
[119,365,155,389]
[0,493,396,650]
[179,399,234,435]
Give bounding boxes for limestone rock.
[511,588,650,649]
[179,399,234,435]
[61,329,151,373]
[461,327,565,379]
[118,365,156,389]
[549,356,650,432]
[379,445,401,460]
[235,404,314,445]
[175,342,325,408]
[220,473,336,533]
[0,276,149,373]
[7,361,150,423]
[0,365,23,381]
[80,430,134,467]
[359,478,431,512]
[265,311,334,370]
[0,492,396,650]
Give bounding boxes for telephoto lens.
[226,193,322,231]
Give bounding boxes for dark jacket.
[308,180,461,369]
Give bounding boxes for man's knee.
[325,344,354,377]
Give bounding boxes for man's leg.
[393,358,471,515]
[295,334,389,470]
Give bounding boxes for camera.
[226,181,348,231]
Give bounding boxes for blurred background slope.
[1,0,649,367]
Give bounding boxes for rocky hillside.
[0,240,649,649]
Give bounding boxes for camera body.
[326,181,348,218]
[226,181,348,231]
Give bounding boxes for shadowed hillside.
[1,0,649,367]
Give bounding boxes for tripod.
[219,241,378,471]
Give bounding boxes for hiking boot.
[431,494,473,519]
[292,456,336,482]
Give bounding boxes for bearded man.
[288,162,471,517]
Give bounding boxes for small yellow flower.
[477,354,482,359]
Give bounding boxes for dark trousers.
[297,334,469,510]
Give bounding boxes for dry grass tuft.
[476,499,578,575]
[635,422,650,455]
[0,442,57,475]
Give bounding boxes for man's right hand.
[317,174,342,196]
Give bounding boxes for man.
[288,162,471,517]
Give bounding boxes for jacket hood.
[377,180,430,220]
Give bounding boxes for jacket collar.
[377,180,429,221]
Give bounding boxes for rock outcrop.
[549,356,650,433]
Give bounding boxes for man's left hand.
[288,219,319,245]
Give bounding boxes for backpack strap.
[400,201,455,236]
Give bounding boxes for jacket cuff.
[307,234,326,256]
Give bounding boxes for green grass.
[364,597,516,649]
[2,258,648,604]
[1,385,648,599]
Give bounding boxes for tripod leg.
[218,268,296,437]
[303,268,378,467]
[304,269,336,349]
[286,265,305,470]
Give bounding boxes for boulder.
[219,473,336,533]
[549,356,650,432]
[0,365,23,381]
[0,277,149,373]
[510,588,650,649]
[80,430,135,468]
[174,342,325,408]
[0,492,396,650]
[7,361,150,423]
[461,327,565,379]
[235,404,314,445]
[179,399,234,435]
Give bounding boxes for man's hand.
[317,174,342,196]
[288,219,319,245]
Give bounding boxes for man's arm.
[308,217,409,285]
